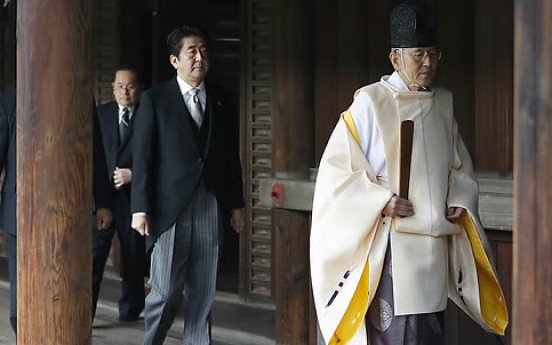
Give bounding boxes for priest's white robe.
[310,75,508,345]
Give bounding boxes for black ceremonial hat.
[390,2,437,48]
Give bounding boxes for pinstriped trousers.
[143,182,221,345]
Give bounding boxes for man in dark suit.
[93,67,146,322]
[0,89,17,333]
[0,89,113,334]
[131,25,245,344]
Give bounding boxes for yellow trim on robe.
[311,114,392,345]
[330,262,369,345]
[343,109,360,143]
[326,109,370,345]
[459,214,508,334]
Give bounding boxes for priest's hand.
[446,207,465,223]
[382,195,415,218]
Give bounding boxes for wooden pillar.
[513,0,552,343]
[17,0,94,343]
[272,0,314,343]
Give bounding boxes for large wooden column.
[513,0,552,343]
[17,0,95,343]
[272,0,314,343]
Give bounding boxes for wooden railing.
[259,170,513,232]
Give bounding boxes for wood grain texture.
[272,0,314,342]
[16,0,94,343]
[399,120,414,199]
[273,209,311,344]
[513,0,552,344]
[475,0,514,171]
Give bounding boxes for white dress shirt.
[175,76,206,116]
[117,105,135,124]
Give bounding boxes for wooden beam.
[513,0,552,343]
[272,0,314,342]
[258,173,514,232]
[17,0,94,343]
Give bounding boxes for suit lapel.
[165,78,200,154]
[202,91,214,158]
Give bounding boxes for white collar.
[176,75,206,96]
[118,105,135,114]
[388,71,409,90]
[380,72,434,99]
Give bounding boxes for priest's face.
[389,47,441,90]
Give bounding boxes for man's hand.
[113,167,132,189]
[446,207,465,223]
[132,214,149,236]
[230,208,245,233]
[96,208,113,230]
[382,195,415,218]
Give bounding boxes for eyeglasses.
[401,48,442,63]
[113,84,137,91]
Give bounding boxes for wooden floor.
[0,278,275,345]
[0,236,277,344]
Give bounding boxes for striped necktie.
[188,88,203,127]
[119,107,130,145]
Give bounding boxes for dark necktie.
[188,88,203,127]
[119,107,130,145]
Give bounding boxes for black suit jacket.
[0,90,111,235]
[93,103,113,212]
[0,90,16,235]
[96,101,136,227]
[131,78,244,249]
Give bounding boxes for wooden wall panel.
[433,0,476,157]
[242,0,274,302]
[475,0,514,171]
[94,0,121,105]
[272,0,314,341]
[313,1,338,162]
[314,0,387,162]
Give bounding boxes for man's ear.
[389,51,401,72]
[169,55,179,69]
